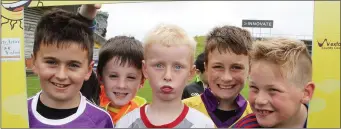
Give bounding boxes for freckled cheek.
[271,97,292,112]
[207,70,220,83]
[233,72,246,84]
[103,79,118,90]
[127,81,141,92]
[37,67,55,79]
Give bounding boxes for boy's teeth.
[114,92,128,96]
[52,82,67,88]
[258,110,272,115]
[219,85,233,89]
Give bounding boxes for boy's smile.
[255,109,274,118]
[217,84,237,89]
[51,81,71,91]
[113,92,129,99]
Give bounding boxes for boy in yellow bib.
[183,25,253,128]
[97,36,147,124]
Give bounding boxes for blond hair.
[251,37,312,87]
[143,24,197,60]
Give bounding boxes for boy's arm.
[77,4,101,30]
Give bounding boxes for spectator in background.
[182,52,208,99]
[81,70,100,105]
[78,4,101,105]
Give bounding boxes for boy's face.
[32,43,92,101]
[101,57,143,107]
[143,43,195,101]
[248,60,313,127]
[205,49,249,101]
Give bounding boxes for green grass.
[26,36,249,102]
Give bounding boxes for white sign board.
[1,38,21,61]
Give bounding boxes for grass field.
[26,36,249,102]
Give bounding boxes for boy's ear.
[84,61,94,81]
[142,60,148,79]
[204,62,207,71]
[188,65,196,81]
[31,54,38,74]
[301,82,315,104]
[139,77,146,89]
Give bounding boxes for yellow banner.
[308,1,340,128]
[1,1,29,127]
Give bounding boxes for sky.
[100,1,314,41]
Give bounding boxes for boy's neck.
[149,95,183,113]
[202,82,208,89]
[146,95,184,125]
[217,96,238,111]
[40,92,81,109]
[275,104,308,128]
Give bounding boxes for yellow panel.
[308,1,340,128]
[1,4,29,128]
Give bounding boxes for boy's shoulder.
[182,95,203,107]
[182,95,210,117]
[232,113,262,128]
[115,107,144,128]
[185,107,215,128]
[83,97,113,121]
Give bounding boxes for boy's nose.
[255,94,269,105]
[117,78,127,89]
[163,67,172,82]
[55,66,68,81]
[221,71,233,82]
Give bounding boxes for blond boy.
[115,24,215,128]
[233,38,315,128]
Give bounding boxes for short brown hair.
[204,25,252,63]
[251,37,312,87]
[97,36,144,77]
[33,8,94,63]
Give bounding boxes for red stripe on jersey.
[140,104,189,128]
[234,113,258,128]
[244,123,261,128]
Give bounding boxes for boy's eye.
[155,63,163,68]
[249,86,259,92]
[250,86,258,90]
[69,63,80,68]
[231,65,243,70]
[212,65,223,69]
[127,76,136,80]
[45,60,57,65]
[174,65,182,70]
[109,75,118,78]
[269,88,280,92]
